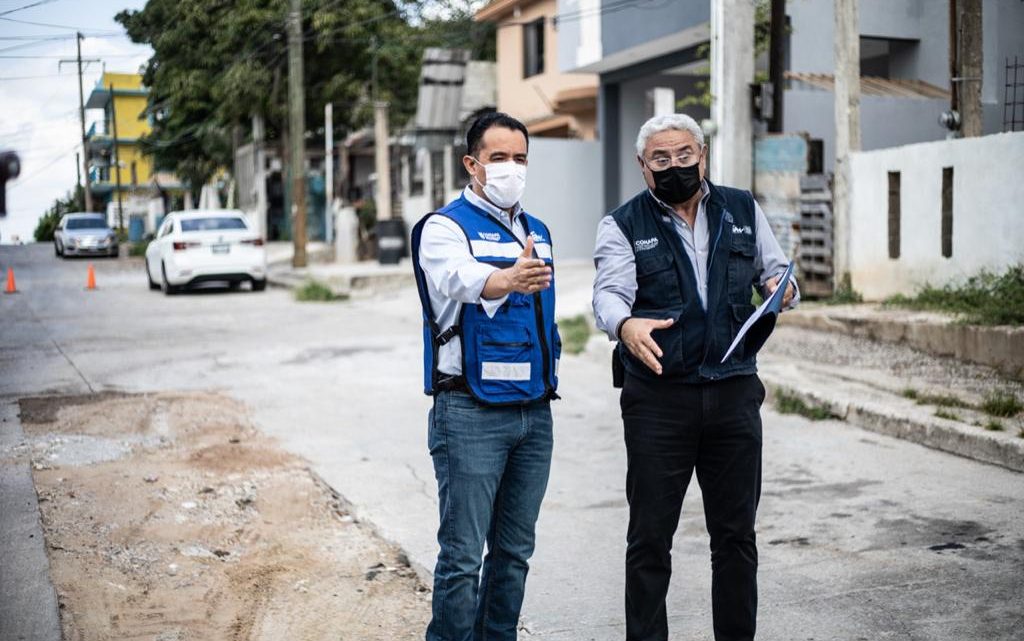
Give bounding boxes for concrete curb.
[759,371,1024,473]
[0,402,62,641]
[267,264,414,297]
[779,306,1024,381]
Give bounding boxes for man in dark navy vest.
[411,113,561,641]
[593,113,798,641]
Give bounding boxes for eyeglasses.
[645,150,702,171]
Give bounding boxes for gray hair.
[635,113,704,157]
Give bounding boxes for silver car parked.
[54,213,119,258]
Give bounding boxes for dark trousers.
[621,373,765,641]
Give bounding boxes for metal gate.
[797,174,834,298]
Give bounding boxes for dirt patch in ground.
[22,391,430,640]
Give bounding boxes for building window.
[941,167,953,258]
[523,18,545,78]
[860,37,918,79]
[887,171,901,259]
[130,161,138,186]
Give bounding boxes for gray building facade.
[558,0,1024,210]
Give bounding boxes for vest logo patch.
[634,237,659,252]
[529,231,547,243]
[478,231,502,241]
[732,224,753,236]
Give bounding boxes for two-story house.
[475,0,599,140]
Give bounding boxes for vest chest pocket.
[727,236,757,303]
[635,251,682,308]
[475,323,536,396]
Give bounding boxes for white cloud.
[0,6,151,243]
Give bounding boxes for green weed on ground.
[774,389,835,421]
[979,390,1024,417]
[823,273,864,306]
[904,387,1022,424]
[901,388,971,408]
[984,419,1005,432]
[295,280,347,302]
[558,315,593,355]
[884,264,1024,326]
[128,240,150,257]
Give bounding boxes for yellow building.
[85,72,184,236]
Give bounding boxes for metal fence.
[1004,56,1024,133]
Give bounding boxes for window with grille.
[888,171,900,259]
[941,167,953,258]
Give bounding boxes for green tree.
[34,185,85,242]
[115,0,494,195]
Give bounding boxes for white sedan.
[145,210,267,295]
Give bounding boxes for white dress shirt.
[418,186,526,376]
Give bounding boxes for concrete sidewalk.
[779,303,1024,380]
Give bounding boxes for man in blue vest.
[593,113,798,641]
[411,112,561,641]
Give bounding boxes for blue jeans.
[426,391,553,641]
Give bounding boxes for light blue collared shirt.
[592,182,799,340]
[417,187,526,376]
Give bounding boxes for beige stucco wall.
[492,0,597,138]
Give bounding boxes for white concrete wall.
[520,138,602,261]
[847,132,1024,301]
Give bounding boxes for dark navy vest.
[611,182,760,383]
[411,195,561,406]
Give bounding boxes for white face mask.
[472,159,527,209]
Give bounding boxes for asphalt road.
[2,243,1022,640]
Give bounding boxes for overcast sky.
[0,0,150,243]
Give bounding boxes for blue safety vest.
[411,194,561,406]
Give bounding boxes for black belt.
[435,376,471,394]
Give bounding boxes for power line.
[0,0,60,18]
[0,32,128,40]
[0,71,74,80]
[0,15,121,33]
[0,53,142,59]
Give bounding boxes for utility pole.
[325,102,334,245]
[833,0,861,288]
[373,101,392,222]
[948,0,959,119]
[74,151,81,205]
[287,0,307,267]
[109,83,124,231]
[58,33,99,213]
[957,0,983,137]
[709,0,754,190]
[768,0,786,133]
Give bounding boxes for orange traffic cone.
[3,267,16,294]
[85,264,97,290]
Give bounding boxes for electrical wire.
[0,0,60,18]
[0,15,122,33]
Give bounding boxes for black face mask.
[650,162,702,205]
